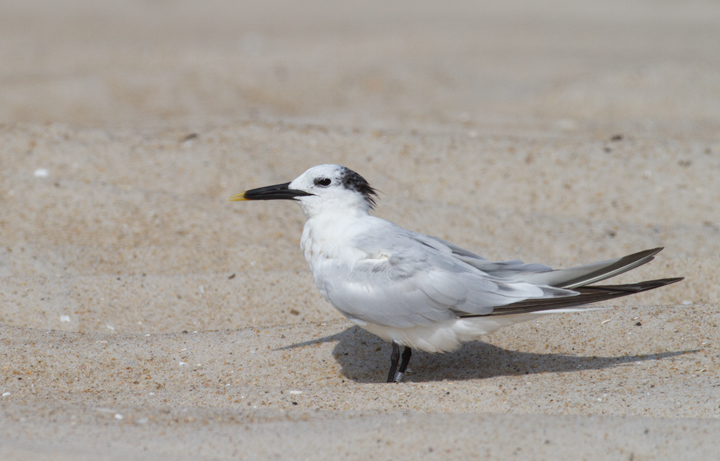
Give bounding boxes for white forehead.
[295,164,346,182]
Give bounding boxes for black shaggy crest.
[339,167,378,208]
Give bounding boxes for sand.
[1,0,720,459]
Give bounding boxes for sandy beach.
[2,0,720,458]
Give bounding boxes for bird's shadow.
[280,326,698,383]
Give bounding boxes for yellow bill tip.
[227,192,248,201]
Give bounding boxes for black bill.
[227,182,313,201]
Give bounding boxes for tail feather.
[462,278,684,317]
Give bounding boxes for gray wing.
[425,236,663,289]
[424,236,554,275]
[503,247,663,288]
[315,223,575,328]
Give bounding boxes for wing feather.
[313,221,576,328]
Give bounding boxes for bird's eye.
[314,178,332,187]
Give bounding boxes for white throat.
[295,192,371,220]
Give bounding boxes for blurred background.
[2,0,720,135]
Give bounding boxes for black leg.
[398,347,412,374]
[386,341,400,383]
[392,347,413,383]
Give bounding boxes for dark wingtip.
[609,277,684,293]
[633,247,664,258]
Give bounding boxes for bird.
[228,164,682,383]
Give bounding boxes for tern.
[229,164,682,382]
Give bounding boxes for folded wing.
[317,224,577,328]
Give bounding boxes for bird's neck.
[300,209,369,266]
[298,195,371,221]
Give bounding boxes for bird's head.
[228,164,378,218]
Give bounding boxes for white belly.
[356,313,548,353]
